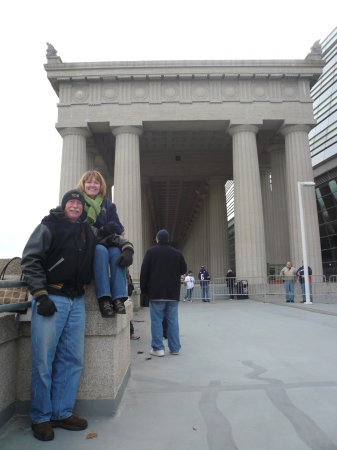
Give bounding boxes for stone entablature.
[46,59,323,108]
[53,76,315,107]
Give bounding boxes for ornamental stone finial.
[310,40,322,55]
[46,42,57,57]
[305,40,322,61]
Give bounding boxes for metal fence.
[179,275,337,303]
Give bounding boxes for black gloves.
[101,224,117,237]
[117,248,133,267]
[36,295,57,316]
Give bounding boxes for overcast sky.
[1,0,336,258]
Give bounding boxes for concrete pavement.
[1,298,337,450]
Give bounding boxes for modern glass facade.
[310,27,337,277]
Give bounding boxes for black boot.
[98,297,115,317]
[113,298,126,314]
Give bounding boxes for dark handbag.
[0,257,28,305]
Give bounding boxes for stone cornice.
[45,58,324,95]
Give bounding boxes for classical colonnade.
[46,45,324,282]
[58,123,322,281]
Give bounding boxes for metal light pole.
[297,181,315,304]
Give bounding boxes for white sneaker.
[150,349,165,357]
[170,351,180,355]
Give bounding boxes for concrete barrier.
[0,283,133,427]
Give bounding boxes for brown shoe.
[51,414,88,431]
[113,298,126,314]
[32,421,54,441]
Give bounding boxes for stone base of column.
[130,289,141,310]
[12,283,132,418]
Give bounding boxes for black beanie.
[156,229,169,243]
[61,189,85,210]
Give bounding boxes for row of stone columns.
[181,180,230,279]
[58,123,322,282]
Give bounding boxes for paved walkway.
[1,298,337,450]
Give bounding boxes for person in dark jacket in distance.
[198,265,211,302]
[226,268,236,299]
[21,189,96,442]
[296,262,313,303]
[140,229,187,357]
[77,170,133,318]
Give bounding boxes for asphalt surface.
[1,297,337,450]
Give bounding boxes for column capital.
[112,126,143,137]
[280,124,312,136]
[58,127,91,139]
[228,124,259,136]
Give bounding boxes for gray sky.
[1,0,336,257]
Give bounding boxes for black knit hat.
[61,189,85,210]
[156,229,169,243]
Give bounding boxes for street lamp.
[297,181,315,304]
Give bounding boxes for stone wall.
[0,284,133,426]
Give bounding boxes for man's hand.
[117,248,133,267]
[36,295,57,316]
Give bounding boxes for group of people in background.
[180,265,212,302]
[280,260,313,303]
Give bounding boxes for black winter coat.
[21,207,96,297]
[140,243,187,301]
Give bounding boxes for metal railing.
[0,279,31,313]
[178,275,337,303]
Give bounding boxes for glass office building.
[309,27,337,277]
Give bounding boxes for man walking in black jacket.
[140,229,187,357]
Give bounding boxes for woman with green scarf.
[78,170,133,317]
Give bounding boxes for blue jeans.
[185,288,193,300]
[149,301,181,353]
[300,282,313,302]
[94,245,127,301]
[284,281,295,301]
[30,294,85,424]
[201,283,210,301]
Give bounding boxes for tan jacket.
[280,266,297,281]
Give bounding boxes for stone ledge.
[0,284,133,426]
[0,314,19,345]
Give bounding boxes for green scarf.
[83,194,103,225]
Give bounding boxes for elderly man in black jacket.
[140,229,187,357]
[21,190,96,442]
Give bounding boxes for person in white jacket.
[184,271,195,302]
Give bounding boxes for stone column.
[229,125,267,279]
[260,168,273,265]
[208,179,229,279]
[112,126,143,281]
[270,148,290,264]
[59,127,91,201]
[281,125,322,276]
